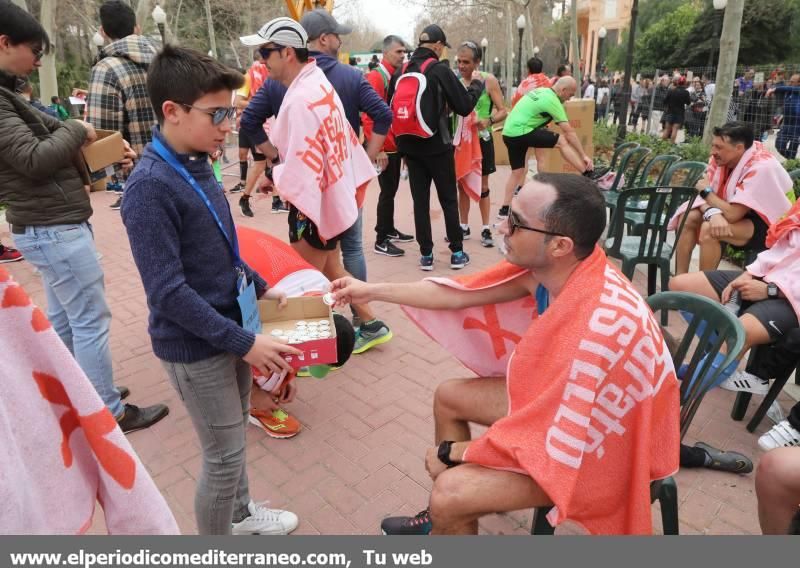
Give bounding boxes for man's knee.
[429,468,472,525]
[668,272,692,292]
[698,221,719,245]
[683,208,702,229]
[434,379,467,420]
[480,189,490,199]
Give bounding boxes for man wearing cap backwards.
[240,17,394,356]
[389,24,485,272]
[240,10,394,354]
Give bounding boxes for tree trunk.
[204,0,218,58]
[703,0,744,144]
[39,0,59,101]
[10,0,27,9]
[570,0,580,86]
[135,0,153,32]
[616,0,638,144]
[505,2,513,101]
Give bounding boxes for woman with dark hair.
[0,1,168,432]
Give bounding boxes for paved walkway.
[3,162,796,535]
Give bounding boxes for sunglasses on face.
[258,45,285,59]
[507,210,565,237]
[179,104,236,125]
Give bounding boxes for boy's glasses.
[179,104,236,125]
[29,45,45,61]
[507,210,565,237]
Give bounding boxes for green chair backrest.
[646,291,746,438]
[620,147,653,191]
[662,160,707,188]
[635,154,681,187]
[606,141,640,170]
[606,185,696,261]
[607,146,648,192]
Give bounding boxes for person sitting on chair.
[671,122,792,275]
[670,196,800,396]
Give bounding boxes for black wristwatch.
[700,187,713,199]
[437,440,459,468]
[767,282,779,298]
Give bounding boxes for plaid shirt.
[87,35,157,176]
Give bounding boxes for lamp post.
[152,3,167,46]
[516,14,526,87]
[616,0,639,144]
[708,0,728,72]
[597,26,607,78]
[481,38,488,71]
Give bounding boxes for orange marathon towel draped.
[270,61,376,241]
[0,267,178,534]
[453,112,484,203]
[403,248,680,534]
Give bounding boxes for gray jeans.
[162,352,252,535]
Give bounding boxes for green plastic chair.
[592,141,639,180]
[788,169,800,202]
[603,148,654,238]
[637,154,682,187]
[532,291,745,535]
[605,186,697,298]
[661,160,707,188]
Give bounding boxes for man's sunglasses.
[179,104,236,125]
[507,210,565,237]
[258,45,285,59]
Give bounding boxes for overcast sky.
[333,0,425,48]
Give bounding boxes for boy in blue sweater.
[121,45,301,535]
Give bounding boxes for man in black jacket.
[390,24,484,271]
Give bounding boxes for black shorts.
[662,113,685,125]
[704,270,798,340]
[287,204,342,251]
[503,129,559,170]
[479,136,496,176]
[238,130,266,162]
[728,209,770,254]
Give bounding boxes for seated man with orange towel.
[331,173,681,535]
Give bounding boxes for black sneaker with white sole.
[110,196,122,210]
[229,182,245,193]
[374,239,405,257]
[450,250,470,269]
[240,195,254,217]
[381,508,432,535]
[497,205,509,219]
[387,229,414,243]
[480,228,494,247]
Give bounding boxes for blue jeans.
[13,222,122,417]
[341,207,367,281]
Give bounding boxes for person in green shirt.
[499,76,592,218]
[49,95,69,120]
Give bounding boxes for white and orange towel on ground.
[747,199,800,321]
[0,268,178,534]
[403,248,680,534]
[453,112,483,203]
[668,141,792,230]
[270,61,376,241]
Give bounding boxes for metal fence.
[583,64,800,160]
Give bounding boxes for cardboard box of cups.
[258,296,337,370]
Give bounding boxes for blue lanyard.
[152,137,242,268]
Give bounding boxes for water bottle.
[479,128,492,142]
[724,289,741,316]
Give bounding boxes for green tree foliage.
[633,3,700,69]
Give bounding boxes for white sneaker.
[758,420,800,451]
[720,370,770,395]
[231,500,299,535]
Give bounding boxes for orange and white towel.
[270,61,376,240]
[404,248,680,534]
[453,112,483,202]
[668,141,792,230]
[0,268,178,534]
[747,199,800,321]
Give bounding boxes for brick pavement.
[3,161,796,535]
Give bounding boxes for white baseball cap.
[240,17,308,49]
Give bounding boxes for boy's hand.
[75,120,97,144]
[119,140,137,171]
[262,288,288,309]
[271,380,297,404]
[244,335,302,376]
[330,277,374,306]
